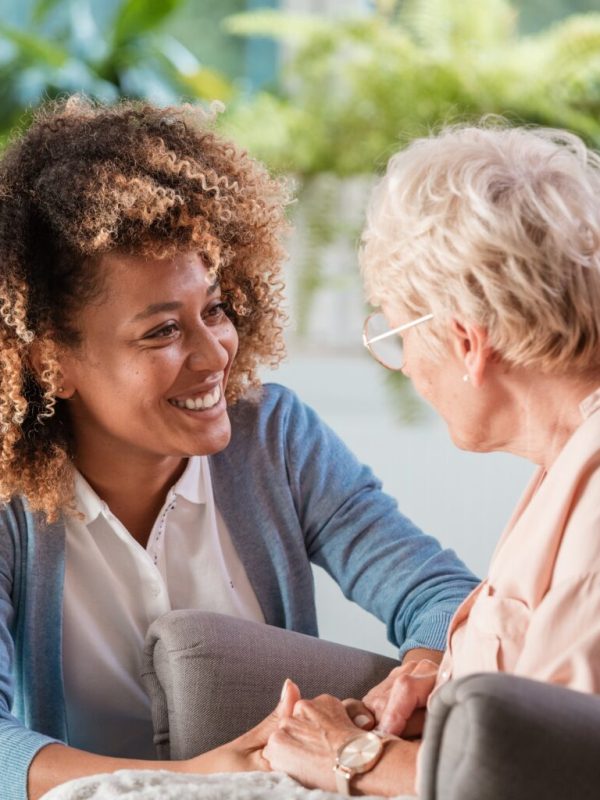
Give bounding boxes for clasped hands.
[215,656,439,793]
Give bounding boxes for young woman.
[0,98,476,800]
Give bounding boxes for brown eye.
[145,322,179,339]
[204,301,230,324]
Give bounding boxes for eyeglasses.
[362,311,434,370]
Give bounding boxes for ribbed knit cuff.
[0,723,60,800]
[397,612,453,661]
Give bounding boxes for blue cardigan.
[0,384,477,800]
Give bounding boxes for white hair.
[360,122,600,373]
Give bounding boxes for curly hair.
[0,96,289,519]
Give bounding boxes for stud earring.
[462,374,470,383]
[57,386,64,394]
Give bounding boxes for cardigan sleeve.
[0,508,62,800]
[280,386,479,658]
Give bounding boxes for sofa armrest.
[419,672,600,800]
[141,610,400,761]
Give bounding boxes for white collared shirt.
[62,456,264,759]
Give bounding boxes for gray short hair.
[361,122,600,373]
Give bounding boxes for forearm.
[28,741,236,800]
[353,739,420,797]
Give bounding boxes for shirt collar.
[172,456,207,505]
[73,456,207,525]
[579,387,600,420]
[73,471,107,526]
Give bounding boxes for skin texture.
[30,685,298,800]
[263,682,419,797]
[27,250,269,798]
[43,251,239,544]
[264,305,600,796]
[0,99,289,522]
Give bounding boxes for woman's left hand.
[263,694,360,792]
[193,679,301,774]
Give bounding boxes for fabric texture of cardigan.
[0,383,477,800]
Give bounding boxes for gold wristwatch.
[333,730,395,796]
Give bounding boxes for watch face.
[338,732,382,769]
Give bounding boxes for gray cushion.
[419,672,600,800]
[141,610,400,760]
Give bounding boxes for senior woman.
[0,98,477,800]
[263,122,600,796]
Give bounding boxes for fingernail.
[280,679,290,701]
[353,714,371,728]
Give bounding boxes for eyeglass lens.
[364,313,404,370]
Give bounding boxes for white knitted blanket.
[40,769,415,800]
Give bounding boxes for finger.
[263,728,294,768]
[379,671,438,735]
[402,708,426,739]
[342,699,375,730]
[242,679,302,745]
[277,678,301,719]
[362,664,411,712]
[292,694,338,721]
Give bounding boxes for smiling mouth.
[168,385,222,411]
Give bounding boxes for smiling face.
[58,251,238,471]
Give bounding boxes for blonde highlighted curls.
[361,121,600,374]
[0,96,290,520]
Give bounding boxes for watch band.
[332,730,395,796]
[333,763,354,796]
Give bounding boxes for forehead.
[96,251,215,307]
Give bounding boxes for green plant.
[222,0,600,175]
[0,0,234,144]
[220,0,600,414]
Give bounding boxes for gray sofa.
[142,610,600,799]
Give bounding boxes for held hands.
[351,658,440,736]
[187,678,301,774]
[205,653,439,783]
[263,684,361,792]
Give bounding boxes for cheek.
[224,327,240,370]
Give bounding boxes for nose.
[186,322,232,373]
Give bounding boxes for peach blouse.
[434,387,600,695]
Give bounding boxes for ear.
[29,338,76,399]
[449,319,493,388]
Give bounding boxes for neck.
[74,445,187,545]
[490,370,600,469]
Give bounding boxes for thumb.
[276,678,301,719]
[235,679,302,748]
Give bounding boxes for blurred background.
[1,0,598,654]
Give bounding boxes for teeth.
[170,385,221,411]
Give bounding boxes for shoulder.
[229,382,302,420]
[227,382,313,441]
[557,457,600,571]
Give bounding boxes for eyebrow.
[129,283,220,324]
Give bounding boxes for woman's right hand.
[184,678,301,774]
[345,659,439,736]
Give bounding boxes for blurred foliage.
[0,0,234,144]
[220,0,600,415]
[221,0,600,176]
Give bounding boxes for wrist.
[401,647,443,666]
[352,739,419,797]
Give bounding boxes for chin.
[188,425,232,457]
[447,427,479,453]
